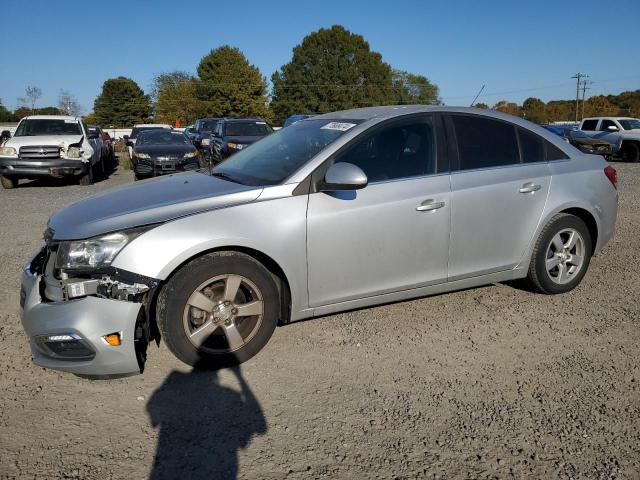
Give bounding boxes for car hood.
[47,172,263,240]
[6,135,83,149]
[134,144,195,156]
[225,135,263,144]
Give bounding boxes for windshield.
[212,118,362,186]
[137,130,191,146]
[224,121,273,137]
[130,127,168,139]
[15,119,82,136]
[618,119,640,130]
[198,120,219,131]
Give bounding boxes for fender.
[112,193,310,315]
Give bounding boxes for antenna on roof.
[470,85,485,107]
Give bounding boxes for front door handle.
[416,199,445,211]
[519,183,542,194]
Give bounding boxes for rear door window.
[518,128,545,163]
[451,115,520,170]
[581,119,598,131]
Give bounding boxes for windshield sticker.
[321,122,356,131]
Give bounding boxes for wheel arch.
[559,207,598,254]
[149,245,293,346]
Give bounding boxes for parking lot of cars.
[0,109,639,478]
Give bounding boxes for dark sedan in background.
[131,130,202,180]
[211,118,273,163]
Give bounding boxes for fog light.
[103,333,121,346]
[34,333,95,359]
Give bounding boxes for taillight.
[604,165,617,189]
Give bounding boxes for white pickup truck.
[0,115,104,188]
[579,117,640,162]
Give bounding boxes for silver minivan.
[20,106,618,378]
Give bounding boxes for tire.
[78,164,93,186]
[526,213,592,294]
[157,252,279,369]
[621,142,640,163]
[0,175,17,189]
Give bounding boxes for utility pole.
[580,78,591,121]
[571,73,587,123]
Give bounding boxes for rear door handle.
[519,183,542,193]
[416,199,445,211]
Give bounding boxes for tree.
[152,71,208,125]
[93,77,152,126]
[392,70,441,105]
[582,95,618,118]
[473,102,490,109]
[522,97,547,124]
[0,99,17,122]
[493,100,522,117]
[607,90,640,117]
[58,90,82,116]
[270,25,397,124]
[545,100,575,123]
[24,86,42,113]
[196,46,270,119]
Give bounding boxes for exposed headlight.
[0,146,16,156]
[183,151,199,158]
[66,147,82,159]
[201,138,211,146]
[55,227,153,270]
[133,152,150,159]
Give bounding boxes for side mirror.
[1,130,11,139]
[321,162,368,191]
[607,125,619,131]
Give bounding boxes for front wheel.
[526,213,592,294]
[78,164,93,186]
[0,175,18,189]
[157,252,279,369]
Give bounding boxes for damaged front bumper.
[0,156,90,179]
[20,247,159,378]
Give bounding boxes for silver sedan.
[20,106,618,377]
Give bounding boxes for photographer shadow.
[147,365,266,480]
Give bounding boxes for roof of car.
[133,123,172,128]
[222,117,266,123]
[312,105,541,122]
[582,117,637,121]
[23,115,81,121]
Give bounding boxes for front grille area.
[19,145,61,160]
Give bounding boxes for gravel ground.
[0,164,638,480]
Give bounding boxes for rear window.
[130,127,168,139]
[224,121,273,137]
[518,128,545,163]
[581,119,598,131]
[452,115,519,170]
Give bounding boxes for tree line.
[476,92,640,123]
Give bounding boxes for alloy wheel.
[182,274,264,354]
[545,228,585,285]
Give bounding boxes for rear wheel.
[0,175,18,189]
[621,142,640,163]
[526,213,592,294]
[157,252,279,369]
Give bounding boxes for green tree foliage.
[0,99,17,122]
[473,102,490,109]
[608,90,640,117]
[196,46,270,119]
[93,77,152,127]
[583,95,618,118]
[522,97,547,123]
[545,100,575,123]
[270,25,398,124]
[153,71,208,125]
[392,70,441,105]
